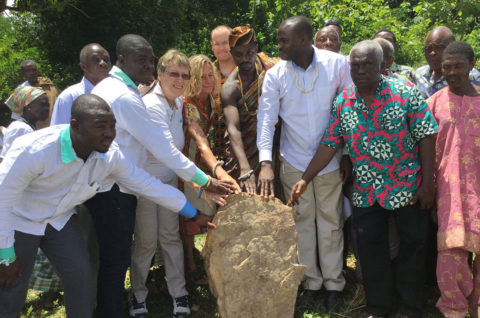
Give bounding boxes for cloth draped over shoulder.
[224,52,279,177]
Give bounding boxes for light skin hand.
[0,261,22,288]
[257,161,275,199]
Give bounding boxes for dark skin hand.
[207,177,237,195]
[0,261,22,288]
[258,161,275,199]
[194,213,217,230]
[287,144,337,206]
[409,135,436,210]
[339,154,352,185]
[222,69,258,194]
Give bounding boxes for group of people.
[0,13,478,318]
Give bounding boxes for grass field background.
[21,234,444,317]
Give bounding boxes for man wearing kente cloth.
[221,26,278,194]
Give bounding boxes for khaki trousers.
[280,158,345,291]
[130,178,187,302]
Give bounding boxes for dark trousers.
[353,203,429,317]
[85,184,137,318]
[0,217,94,318]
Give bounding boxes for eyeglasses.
[212,40,229,47]
[165,70,190,80]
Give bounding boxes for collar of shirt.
[110,65,137,89]
[350,75,387,110]
[152,82,181,110]
[82,77,95,94]
[59,125,105,164]
[291,48,318,72]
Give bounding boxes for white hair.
[349,40,383,68]
[373,38,394,58]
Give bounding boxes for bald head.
[20,59,37,71]
[280,15,313,40]
[71,94,111,122]
[79,43,111,85]
[211,25,232,40]
[427,26,455,43]
[80,43,106,63]
[115,34,154,85]
[373,38,394,70]
[425,26,455,71]
[70,94,116,158]
[116,34,152,57]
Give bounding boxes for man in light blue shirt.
[50,43,111,125]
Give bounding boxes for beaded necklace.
[291,62,319,94]
[237,63,260,116]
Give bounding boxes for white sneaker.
[128,293,148,317]
[173,295,190,317]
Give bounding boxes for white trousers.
[280,158,345,291]
[130,178,187,301]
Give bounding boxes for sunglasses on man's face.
[165,70,191,80]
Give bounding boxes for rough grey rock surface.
[202,193,306,318]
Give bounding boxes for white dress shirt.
[92,66,207,194]
[142,82,185,182]
[0,121,34,158]
[257,47,352,175]
[0,125,192,255]
[50,77,94,125]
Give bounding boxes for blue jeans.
[86,184,137,318]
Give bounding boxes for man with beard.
[221,26,278,194]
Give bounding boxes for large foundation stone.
[202,193,306,318]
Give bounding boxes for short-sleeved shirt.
[321,76,439,210]
[413,65,480,99]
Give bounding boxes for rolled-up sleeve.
[257,69,280,162]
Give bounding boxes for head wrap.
[5,86,45,115]
[229,26,257,48]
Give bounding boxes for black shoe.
[296,289,318,311]
[325,290,341,312]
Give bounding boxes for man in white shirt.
[51,43,111,125]
[0,94,210,318]
[256,15,352,312]
[90,34,234,317]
